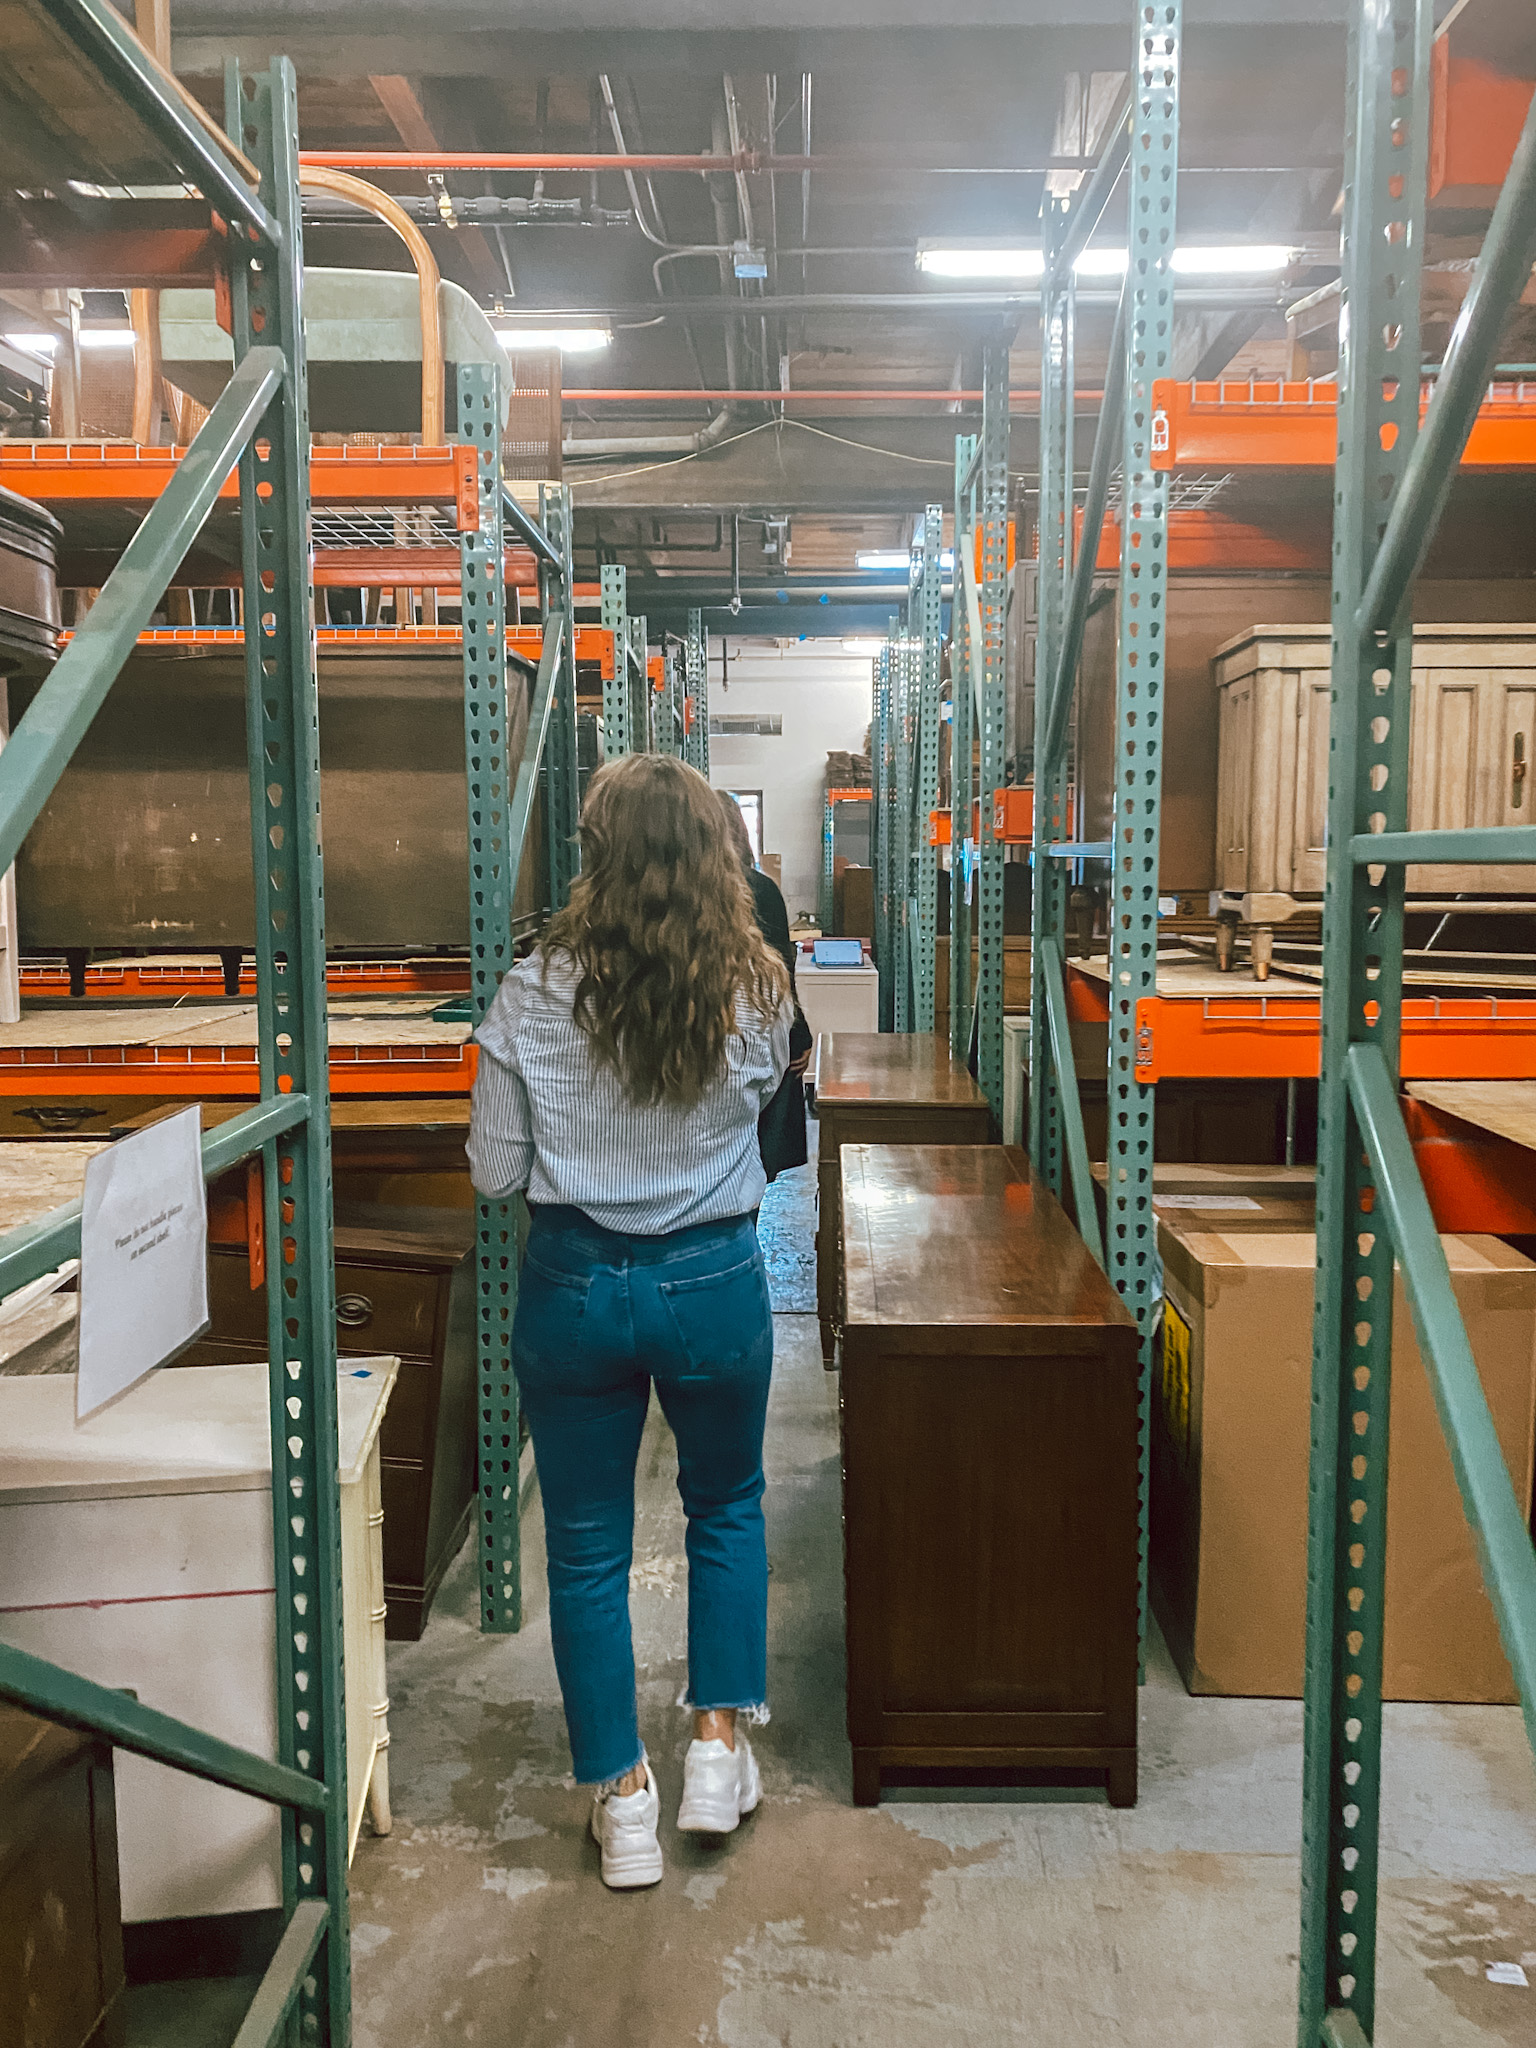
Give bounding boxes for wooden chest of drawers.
[0,1705,124,2048]
[812,1032,992,1363]
[195,1209,475,1639]
[840,1144,1140,1806]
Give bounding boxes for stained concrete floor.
[349,1141,1536,2046]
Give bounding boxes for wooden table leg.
[851,1748,881,1807]
[1106,1754,1137,1809]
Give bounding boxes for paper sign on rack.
[77,1105,209,1420]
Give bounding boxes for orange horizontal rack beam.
[21,959,470,1001]
[0,1040,479,1100]
[827,786,872,804]
[1066,965,1536,1083]
[0,441,474,505]
[1150,377,1536,469]
[89,625,619,676]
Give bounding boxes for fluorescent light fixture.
[856,548,954,571]
[918,246,1044,280]
[1170,244,1293,274]
[79,329,137,350]
[2,333,59,357]
[1072,249,1128,277]
[842,638,885,655]
[919,243,1294,281]
[493,326,612,354]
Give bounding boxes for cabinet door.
[1406,668,1483,891]
[1474,675,1536,891]
[1291,673,1331,893]
[1216,679,1252,891]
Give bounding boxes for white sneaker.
[677,1736,762,1835]
[589,1762,663,1889]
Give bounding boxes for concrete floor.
[348,1142,1536,2046]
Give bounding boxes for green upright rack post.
[1106,0,1181,1662]
[950,438,977,1062]
[685,607,710,776]
[542,484,580,910]
[890,616,913,1027]
[600,564,629,760]
[873,644,896,1028]
[1029,199,1074,1199]
[1299,2,1429,2037]
[628,617,650,754]
[973,341,1010,1119]
[229,57,350,2041]
[456,362,524,1638]
[911,507,944,1032]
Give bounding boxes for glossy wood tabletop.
[813,1032,989,1107]
[842,1143,1137,1342]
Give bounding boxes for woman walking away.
[468,755,792,1890]
[716,790,814,1181]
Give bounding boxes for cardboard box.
[1092,1161,1316,1239]
[1152,1226,1536,1703]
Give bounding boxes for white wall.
[706,640,874,921]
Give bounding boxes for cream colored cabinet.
[1215,626,1536,895]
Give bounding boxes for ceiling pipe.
[563,387,1108,403]
[298,151,1326,177]
[528,286,1305,320]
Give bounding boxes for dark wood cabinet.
[839,1145,1140,1807]
[0,1705,124,2048]
[812,1032,992,1362]
[194,1208,477,1640]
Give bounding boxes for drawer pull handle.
[1514,731,1527,810]
[337,1292,375,1329]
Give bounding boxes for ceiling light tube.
[493,326,612,353]
[856,549,955,570]
[2,333,60,357]
[1169,244,1294,274]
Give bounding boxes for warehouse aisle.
[348,1153,1536,2047]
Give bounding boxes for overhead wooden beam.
[368,75,509,300]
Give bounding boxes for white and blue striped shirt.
[467,951,792,1234]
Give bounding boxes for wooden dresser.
[0,1705,123,2048]
[839,1144,1140,1807]
[813,1032,991,1362]
[194,1209,475,1640]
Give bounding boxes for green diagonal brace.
[231,1902,330,2048]
[1347,1044,1536,1757]
[1037,936,1104,1267]
[0,1639,327,1811]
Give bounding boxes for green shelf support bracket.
[912,507,944,1032]
[1299,3,1431,2040]
[974,340,1010,1118]
[541,484,580,911]
[228,53,350,2043]
[458,360,523,1639]
[1029,199,1075,1197]
[600,564,629,760]
[1106,1,1181,1678]
[950,437,977,1062]
[685,607,709,776]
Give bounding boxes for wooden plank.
[1405,1079,1536,1153]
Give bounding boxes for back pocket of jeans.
[657,1253,771,1376]
[514,1256,594,1377]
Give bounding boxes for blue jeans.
[514,1206,774,1785]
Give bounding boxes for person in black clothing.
[717,792,814,1180]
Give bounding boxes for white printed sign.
[77,1105,209,1419]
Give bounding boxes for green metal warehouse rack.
[0,6,352,2038]
[1298,5,1536,2041]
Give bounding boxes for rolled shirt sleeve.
[468,976,536,1198]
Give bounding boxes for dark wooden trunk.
[839,1145,1141,1807]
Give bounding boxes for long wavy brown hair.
[541,755,789,1107]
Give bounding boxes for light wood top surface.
[813,1032,989,1108]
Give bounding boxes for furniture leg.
[1106,1754,1138,1809]
[851,1748,881,1807]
